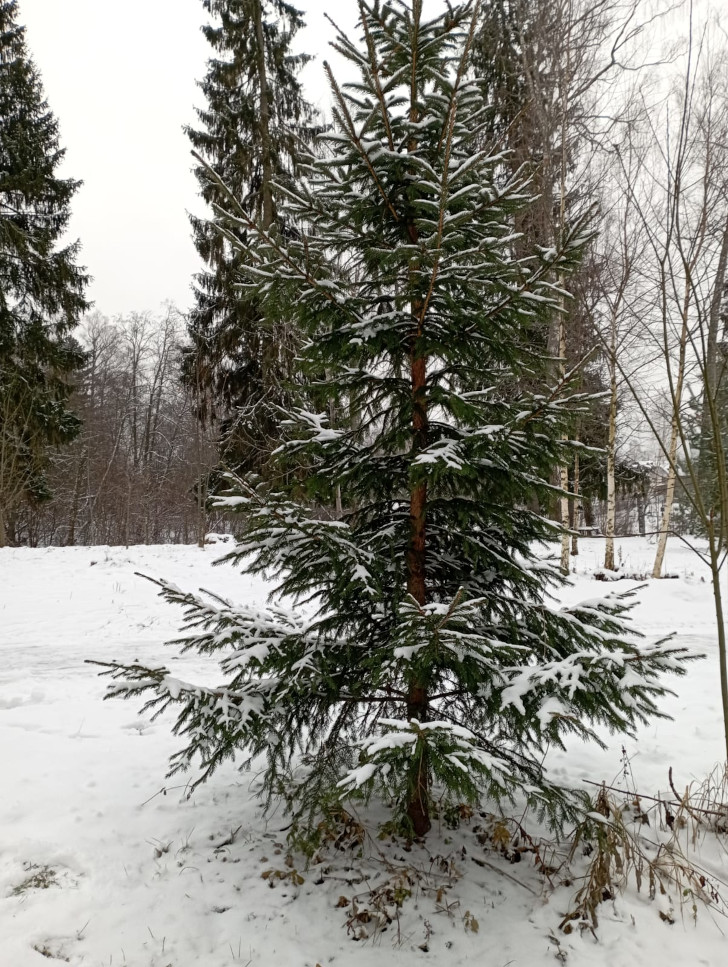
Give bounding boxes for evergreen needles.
[183,0,318,481]
[0,0,88,545]
[94,0,693,839]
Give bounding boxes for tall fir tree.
[0,0,88,546]
[97,0,690,838]
[473,0,613,554]
[183,0,317,481]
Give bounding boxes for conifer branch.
[436,0,482,155]
[358,2,395,151]
[322,61,401,224]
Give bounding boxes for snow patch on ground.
[1,538,727,965]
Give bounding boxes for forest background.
[2,0,727,584]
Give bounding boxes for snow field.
[0,538,727,966]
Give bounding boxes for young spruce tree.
[0,0,88,546]
[98,0,690,838]
[183,0,317,479]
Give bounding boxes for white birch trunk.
[571,447,581,556]
[653,298,690,578]
[652,419,680,578]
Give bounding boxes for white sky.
[17,0,700,322]
[19,0,364,318]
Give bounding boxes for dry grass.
[10,862,58,896]
[560,775,728,935]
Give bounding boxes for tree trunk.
[653,293,690,578]
[558,313,570,575]
[559,465,570,572]
[195,398,206,549]
[702,217,728,425]
[407,352,428,608]
[67,452,86,546]
[653,432,679,578]
[636,493,646,537]
[406,686,430,838]
[699,216,728,541]
[707,519,728,762]
[405,345,430,837]
[254,0,274,232]
[571,446,581,556]
[556,21,572,578]
[404,89,430,832]
[0,505,6,548]
[605,311,618,570]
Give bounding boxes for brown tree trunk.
[407,353,428,607]
[405,344,430,837]
[406,685,430,837]
[254,0,274,232]
[404,109,431,833]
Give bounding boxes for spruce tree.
[183,0,317,479]
[0,0,88,546]
[97,0,690,838]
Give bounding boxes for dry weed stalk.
[561,779,728,934]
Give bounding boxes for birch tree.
[614,24,728,758]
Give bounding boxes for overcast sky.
[19,0,365,318]
[17,1,698,322]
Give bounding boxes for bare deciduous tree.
[14,307,223,547]
[612,21,728,757]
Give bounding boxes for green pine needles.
[0,0,88,546]
[95,0,692,838]
[183,0,318,480]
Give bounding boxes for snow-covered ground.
[1,537,727,966]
